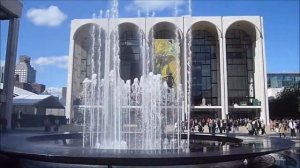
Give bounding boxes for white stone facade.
[66,16,269,124]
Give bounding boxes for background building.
[267,73,300,88]
[267,73,300,99]
[13,55,46,94]
[1,83,65,127]
[67,16,269,123]
[15,55,36,83]
[14,82,46,94]
[60,87,67,106]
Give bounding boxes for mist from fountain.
[81,0,186,150]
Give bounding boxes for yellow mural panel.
[154,39,180,87]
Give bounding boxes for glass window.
[120,29,142,82]
[226,29,254,105]
[191,30,219,106]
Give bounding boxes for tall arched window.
[119,23,142,81]
[151,22,182,85]
[226,29,254,105]
[73,24,105,97]
[191,29,219,106]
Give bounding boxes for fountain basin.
[0,132,294,166]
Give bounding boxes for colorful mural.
[154,39,180,87]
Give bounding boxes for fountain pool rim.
[0,132,295,166]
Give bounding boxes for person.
[261,120,266,135]
[257,120,262,135]
[252,119,258,135]
[246,121,253,135]
[174,122,178,132]
[198,122,203,133]
[208,119,213,133]
[54,118,60,132]
[275,120,279,133]
[181,121,185,132]
[279,120,286,138]
[269,120,274,132]
[289,119,296,138]
[226,119,231,136]
[44,118,51,132]
[232,120,238,133]
[221,120,226,134]
[163,73,175,89]
[212,120,216,136]
[17,110,22,128]
[217,119,221,133]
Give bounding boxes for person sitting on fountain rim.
[163,72,175,89]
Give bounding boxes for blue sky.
[1,0,299,92]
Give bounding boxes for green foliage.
[269,87,300,119]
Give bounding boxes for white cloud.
[33,56,69,69]
[26,6,67,27]
[126,0,185,13]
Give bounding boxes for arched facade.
[190,21,220,106]
[226,24,255,106]
[66,23,106,119]
[66,16,269,124]
[222,19,268,122]
[150,21,184,85]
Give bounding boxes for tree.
[269,87,300,119]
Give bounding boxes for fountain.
[80,0,184,150]
[0,0,296,167]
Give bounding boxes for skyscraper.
[15,55,36,83]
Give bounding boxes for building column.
[66,23,76,121]
[2,18,20,129]
[219,35,226,120]
[221,17,229,119]
[183,17,189,122]
[259,17,269,124]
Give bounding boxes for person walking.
[44,118,51,132]
[279,120,286,138]
[270,120,274,132]
[246,121,253,135]
[208,119,213,133]
[253,119,260,135]
[219,120,223,134]
[212,120,216,136]
[289,119,296,138]
[226,119,231,136]
[261,120,266,135]
[54,118,60,132]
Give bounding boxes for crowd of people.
[181,117,300,138]
[269,119,299,138]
